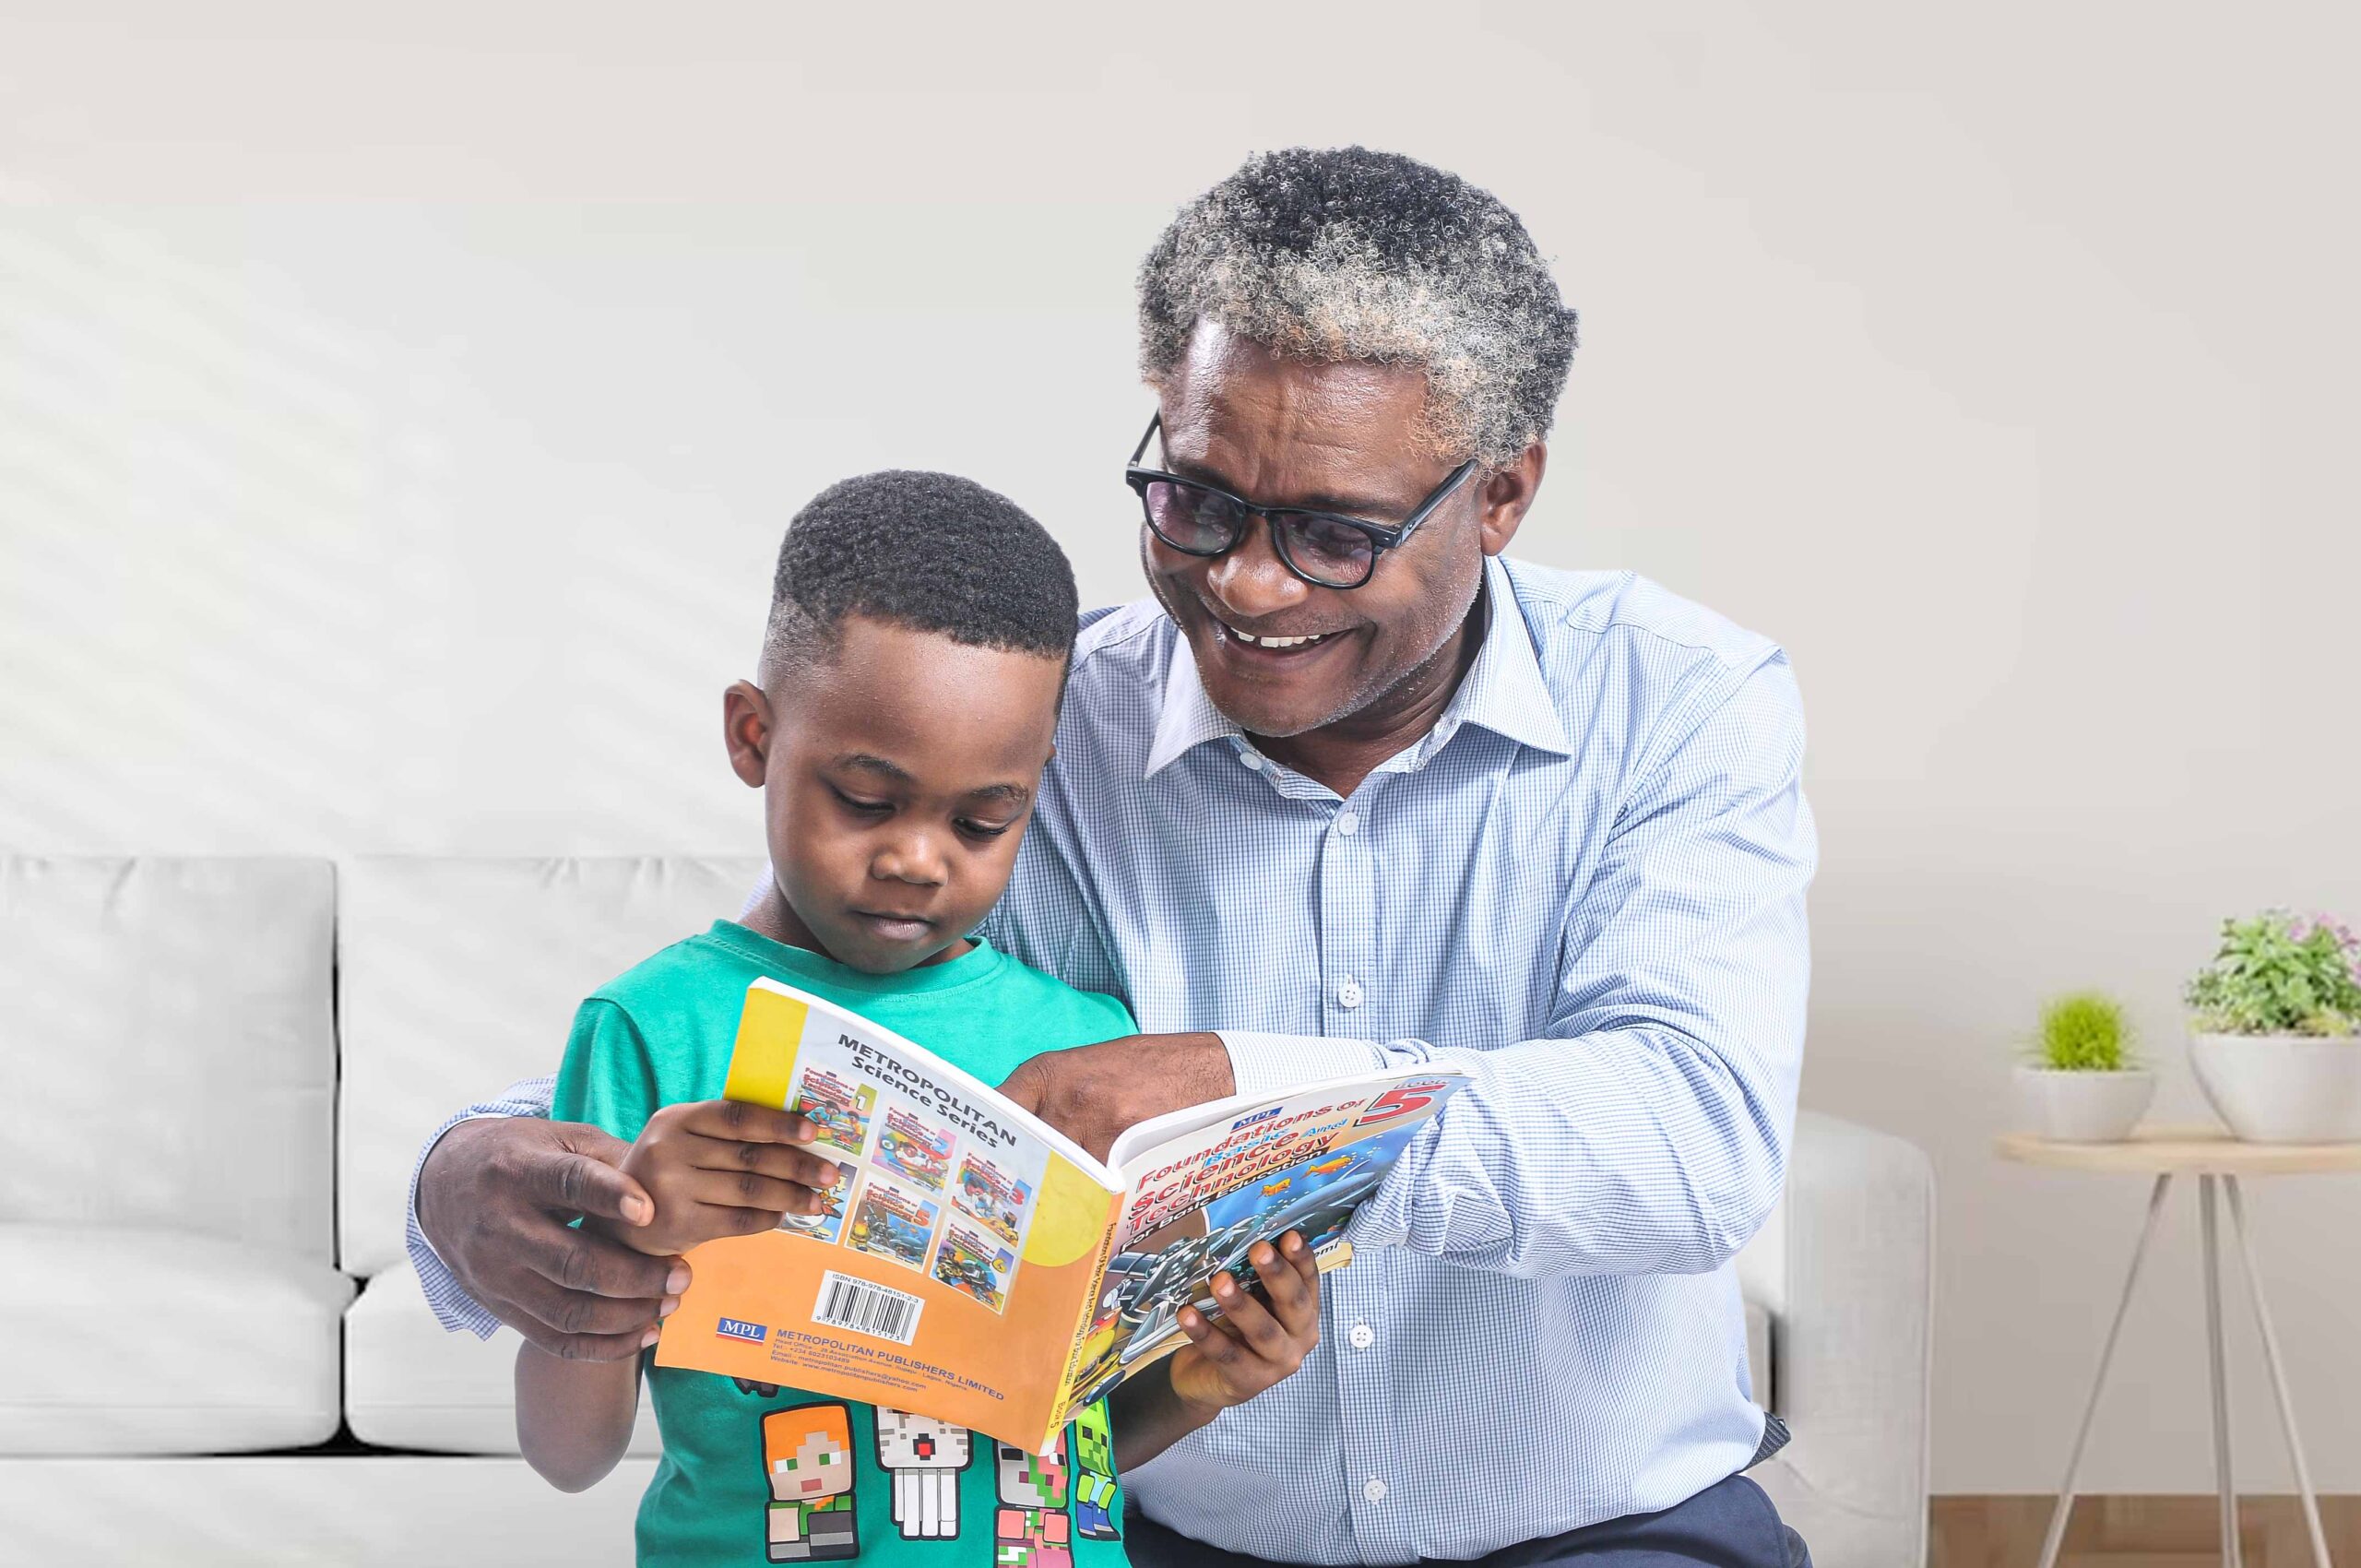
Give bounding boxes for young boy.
[516,470,1322,1566]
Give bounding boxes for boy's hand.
[1164,1231,1322,1419]
[609,1099,837,1256]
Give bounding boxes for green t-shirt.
[552,921,1137,1568]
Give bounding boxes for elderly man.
[411,147,1814,1568]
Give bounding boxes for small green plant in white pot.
[2013,992,2153,1141]
[2185,910,2361,1143]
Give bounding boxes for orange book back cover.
[654,980,1117,1453]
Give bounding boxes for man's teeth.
[1222,625,1330,648]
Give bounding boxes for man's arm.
[1251,659,1810,1276]
[409,1077,682,1361]
[1011,659,1814,1277]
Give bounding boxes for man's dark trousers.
[1121,1473,1812,1568]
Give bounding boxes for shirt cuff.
[1215,1031,1392,1099]
[405,1079,559,1338]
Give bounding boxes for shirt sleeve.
[1224,657,1814,1278]
[405,1075,559,1337]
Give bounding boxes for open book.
[653,977,1464,1454]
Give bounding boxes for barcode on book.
[813,1270,924,1346]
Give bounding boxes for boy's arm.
[516,1342,643,1492]
[1106,1233,1319,1472]
[1106,1360,1215,1474]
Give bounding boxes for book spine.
[1047,1206,1123,1437]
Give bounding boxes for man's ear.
[1475,440,1548,557]
[723,680,773,788]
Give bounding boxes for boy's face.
[725,613,1064,975]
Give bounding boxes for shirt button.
[1336,979,1364,1010]
[1362,1478,1388,1504]
[1335,810,1360,837]
[1347,1322,1375,1350]
[1238,748,1264,770]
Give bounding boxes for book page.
[655,979,1120,1455]
[1062,1065,1465,1414]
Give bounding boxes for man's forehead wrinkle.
[1179,419,1409,516]
[1169,350,1434,513]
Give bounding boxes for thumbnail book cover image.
[932,1221,1017,1312]
[872,1105,956,1192]
[657,977,1463,1455]
[778,1158,858,1245]
[847,1172,943,1273]
[793,1067,876,1158]
[952,1151,1032,1247]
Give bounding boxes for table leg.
[2035,1173,2175,1568]
[2225,1177,2333,1568]
[2201,1174,2243,1568]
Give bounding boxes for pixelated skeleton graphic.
[875,1407,973,1539]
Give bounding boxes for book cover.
[655,978,1463,1452]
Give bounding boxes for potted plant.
[2185,909,2361,1143]
[2014,991,2153,1141]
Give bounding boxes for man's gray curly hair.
[1137,147,1579,469]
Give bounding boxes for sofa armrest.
[1749,1111,1935,1568]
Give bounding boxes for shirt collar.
[1142,631,1242,779]
[1142,556,1572,781]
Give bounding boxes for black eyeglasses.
[1123,412,1477,589]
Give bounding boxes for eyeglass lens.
[1141,479,1375,586]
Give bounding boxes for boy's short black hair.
[761,470,1079,681]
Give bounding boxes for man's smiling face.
[1144,322,1494,742]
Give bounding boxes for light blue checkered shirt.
[409,556,1814,1563]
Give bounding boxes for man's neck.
[1252,592,1486,800]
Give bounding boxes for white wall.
[4,0,2356,1494]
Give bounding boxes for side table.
[1996,1126,2361,1568]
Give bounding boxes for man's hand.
[611,1099,836,1256]
[417,1117,682,1362]
[996,1032,1234,1160]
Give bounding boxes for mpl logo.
[716,1317,768,1345]
[1228,1106,1283,1133]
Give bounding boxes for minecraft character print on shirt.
[1071,1403,1119,1542]
[993,1435,1072,1568]
[876,1408,973,1539]
[763,1403,860,1562]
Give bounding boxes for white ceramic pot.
[2189,1033,2361,1143]
[2012,1065,2156,1142]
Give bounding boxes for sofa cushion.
[0,857,337,1260]
[337,855,765,1279]
[0,1455,658,1566]
[0,1225,350,1455]
[346,1262,661,1455]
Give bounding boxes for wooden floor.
[1932,1495,2359,1568]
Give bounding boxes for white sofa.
[0,856,1932,1568]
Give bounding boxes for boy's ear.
[723,681,774,788]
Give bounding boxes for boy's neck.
[741,885,974,974]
